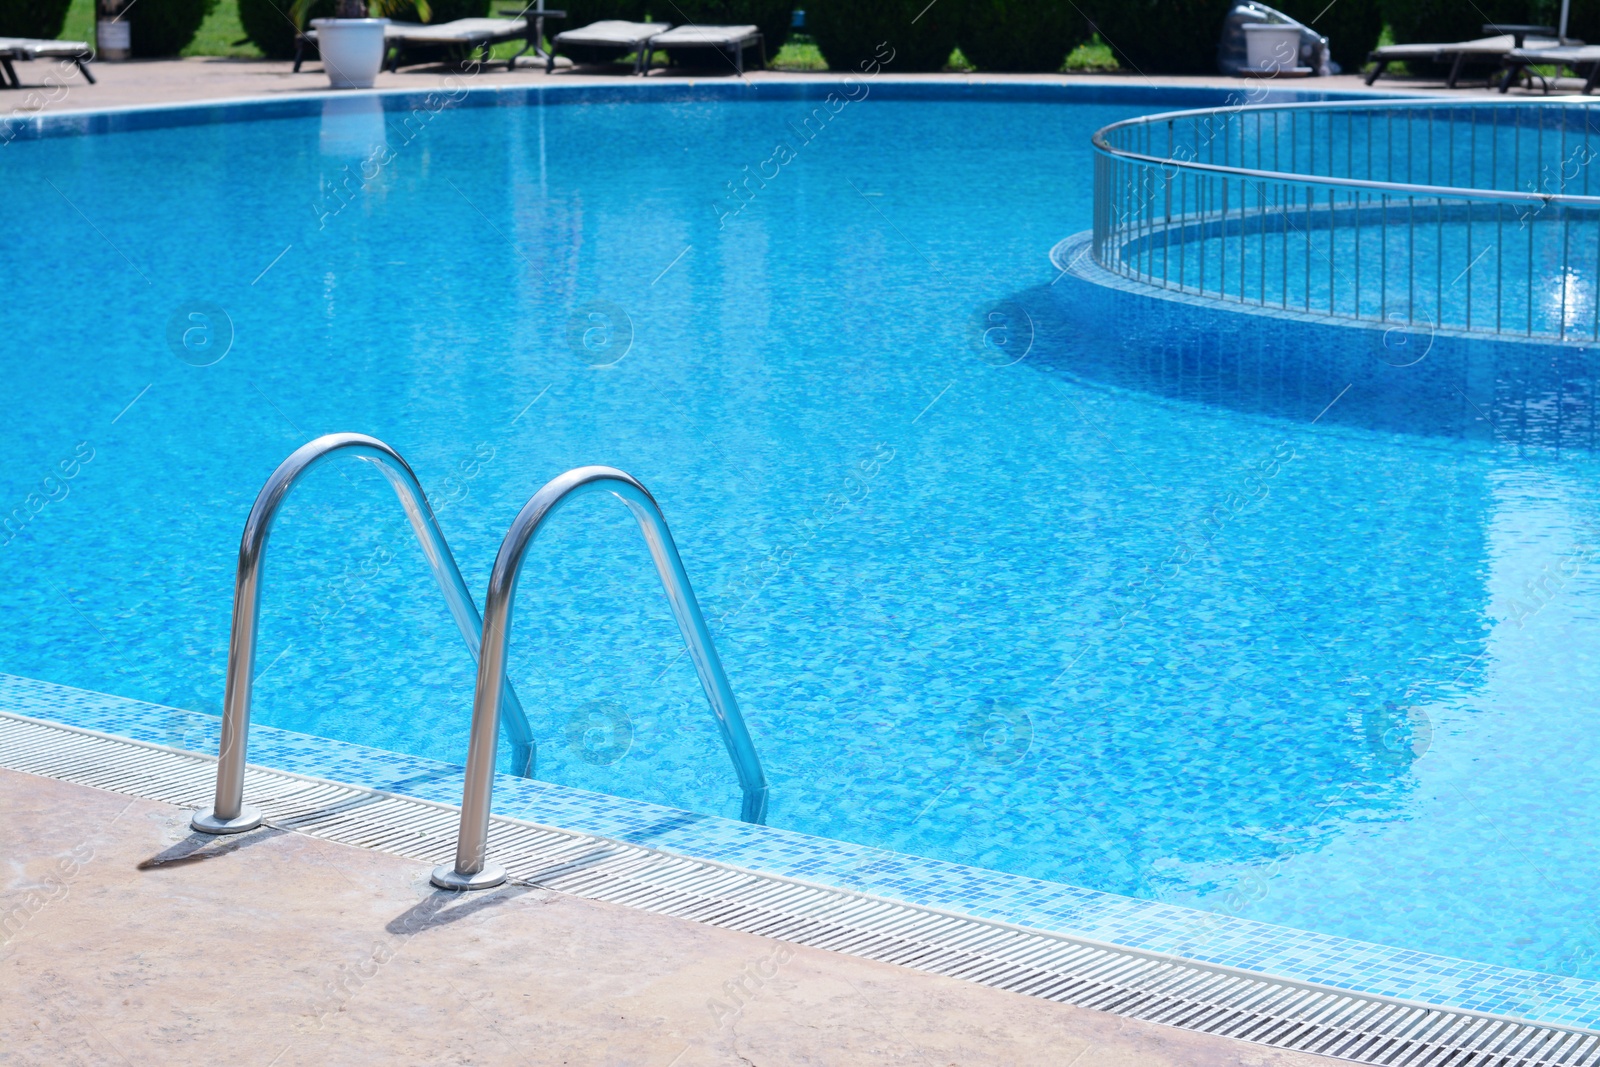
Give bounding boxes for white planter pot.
[311,18,389,90]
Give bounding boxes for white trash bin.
[1243,23,1302,73]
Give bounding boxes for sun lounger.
[646,24,765,75]
[547,20,665,74]
[294,14,558,74]
[0,36,95,89]
[381,17,546,70]
[1498,43,1600,92]
[1366,28,1560,87]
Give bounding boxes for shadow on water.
[954,266,1514,896]
[1004,272,1600,453]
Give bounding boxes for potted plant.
[293,0,429,89]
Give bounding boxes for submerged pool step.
[2,708,1596,1067]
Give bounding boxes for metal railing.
[191,433,535,835]
[431,465,768,891]
[1092,99,1600,340]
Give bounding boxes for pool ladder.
[191,434,769,886]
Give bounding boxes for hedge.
[240,0,326,57]
[958,0,1081,72]
[1274,0,1380,71]
[806,0,958,72]
[132,0,220,55]
[0,0,72,39]
[1085,0,1232,74]
[371,0,489,24]
[1380,0,1532,45]
[562,0,645,25]
[1086,0,1386,74]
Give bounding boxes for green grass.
[770,35,825,71]
[1366,22,1407,76]
[183,0,263,57]
[944,46,974,72]
[62,0,94,47]
[1064,34,1118,73]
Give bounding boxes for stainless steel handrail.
[191,433,536,835]
[1089,98,1600,340]
[430,465,768,890]
[1092,100,1600,205]
[1092,144,1600,206]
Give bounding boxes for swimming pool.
[3,82,1598,997]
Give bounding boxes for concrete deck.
[0,55,1474,120]
[0,767,1344,1065]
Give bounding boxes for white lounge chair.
[547,20,664,75]
[646,24,764,75]
[0,36,94,88]
[1499,43,1600,92]
[295,14,555,73]
[382,17,539,70]
[1366,25,1560,87]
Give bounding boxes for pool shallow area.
[3,81,1599,1005]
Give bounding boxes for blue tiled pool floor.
[6,671,1598,1032]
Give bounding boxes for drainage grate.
[3,709,1596,1067]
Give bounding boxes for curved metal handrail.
[1094,145,1600,206]
[1093,99,1600,207]
[430,465,768,890]
[1093,143,1600,207]
[191,433,536,835]
[1089,97,1600,340]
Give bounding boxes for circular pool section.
[3,83,1599,989]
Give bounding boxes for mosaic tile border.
[0,76,1411,145]
[1051,230,1575,352]
[2,671,1596,1031]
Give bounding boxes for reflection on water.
[318,95,388,160]
[1029,253,1600,453]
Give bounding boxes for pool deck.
[0,766,1344,1066]
[0,56,1477,118]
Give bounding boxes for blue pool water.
[3,85,1599,986]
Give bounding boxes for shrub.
[1087,0,1381,75]
[240,0,327,57]
[661,0,793,57]
[958,0,1082,72]
[1085,0,1231,74]
[562,0,645,24]
[376,0,487,23]
[132,0,220,56]
[1064,33,1118,71]
[0,0,73,39]
[805,0,957,72]
[1378,0,1530,45]
[770,32,825,69]
[1531,0,1592,39]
